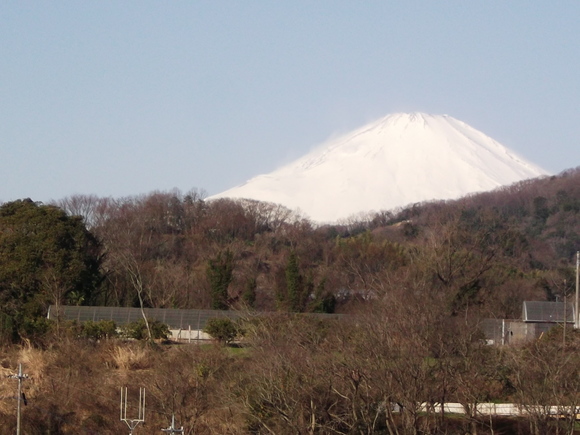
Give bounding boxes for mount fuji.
[209,113,549,223]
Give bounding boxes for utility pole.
[161,414,184,434]
[564,287,567,345]
[576,251,580,329]
[8,363,28,435]
[120,387,145,435]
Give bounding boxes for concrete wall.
[507,321,537,345]
[419,402,578,416]
[169,328,212,342]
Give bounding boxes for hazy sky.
[1,2,579,203]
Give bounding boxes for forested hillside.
[50,166,580,320]
[0,167,578,434]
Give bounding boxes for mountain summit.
[210,113,549,222]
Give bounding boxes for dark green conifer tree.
[285,251,305,312]
[242,277,257,308]
[206,249,234,310]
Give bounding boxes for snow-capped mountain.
[209,113,549,223]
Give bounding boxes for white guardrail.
[418,403,580,417]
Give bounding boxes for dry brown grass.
[18,344,52,381]
[0,363,15,414]
[108,343,152,371]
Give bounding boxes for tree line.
[2,168,580,337]
[14,168,579,322]
[0,305,579,433]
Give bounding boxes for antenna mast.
[161,414,184,434]
[120,387,146,435]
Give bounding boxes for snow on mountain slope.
[209,113,549,223]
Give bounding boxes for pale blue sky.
[1,2,579,203]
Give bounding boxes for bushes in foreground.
[120,318,170,341]
[2,310,580,433]
[203,317,241,344]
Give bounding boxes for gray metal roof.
[47,305,243,330]
[47,305,342,330]
[522,301,575,323]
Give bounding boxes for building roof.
[522,301,575,323]
[47,305,341,330]
[47,305,244,330]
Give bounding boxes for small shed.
[522,301,575,323]
[521,300,576,339]
[483,301,577,345]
